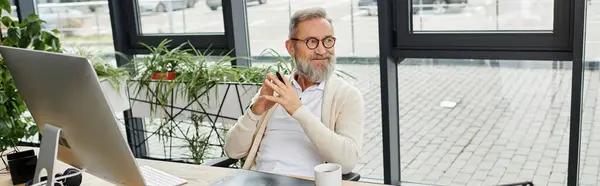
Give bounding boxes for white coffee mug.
[314,163,342,186]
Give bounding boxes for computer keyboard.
[140,165,188,186]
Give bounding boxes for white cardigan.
[223,74,366,174]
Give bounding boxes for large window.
[412,0,554,31]
[34,0,589,184]
[586,0,599,61]
[336,60,383,182]
[398,59,571,185]
[34,1,116,62]
[380,0,587,185]
[135,0,225,34]
[108,0,231,56]
[580,1,599,185]
[247,0,379,57]
[246,0,383,182]
[386,0,572,60]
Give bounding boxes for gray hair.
[288,7,333,39]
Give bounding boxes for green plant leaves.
[19,18,28,28]
[18,35,31,48]
[42,31,60,52]
[0,59,37,151]
[63,46,130,91]
[0,0,65,151]
[32,38,45,50]
[1,16,12,27]
[27,14,38,20]
[0,0,10,15]
[27,21,41,36]
[7,27,20,42]
[51,29,60,35]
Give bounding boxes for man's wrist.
[286,102,303,116]
[248,105,264,121]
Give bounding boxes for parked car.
[358,0,467,16]
[412,0,468,14]
[206,0,266,11]
[138,0,198,12]
[37,6,87,36]
[358,0,377,16]
[48,0,106,13]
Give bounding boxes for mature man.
[223,7,365,178]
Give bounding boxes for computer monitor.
[0,46,146,185]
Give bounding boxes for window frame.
[392,0,574,61]
[113,0,233,55]
[107,0,251,159]
[379,0,588,185]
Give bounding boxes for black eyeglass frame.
[290,36,337,50]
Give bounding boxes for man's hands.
[251,72,303,116]
[262,73,303,115]
[251,76,276,115]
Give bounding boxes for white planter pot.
[128,81,190,120]
[99,78,129,114]
[127,81,259,122]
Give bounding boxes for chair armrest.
[201,157,238,167]
[342,172,360,181]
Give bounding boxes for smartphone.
[276,72,285,84]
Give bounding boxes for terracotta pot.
[151,71,176,80]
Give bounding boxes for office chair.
[201,157,361,181]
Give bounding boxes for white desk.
[1,147,390,186]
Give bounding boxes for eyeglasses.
[290,36,336,50]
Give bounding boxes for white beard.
[294,56,336,83]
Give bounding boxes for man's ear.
[285,40,295,56]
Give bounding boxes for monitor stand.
[32,124,62,186]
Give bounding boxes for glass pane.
[411,0,554,31]
[255,59,384,183]
[248,0,379,57]
[247,0,383,182]
[586,0,599,61]
[135,0,224,34]
[581,1,599,185]
[340,61,383,183]
[399,59,570,185]
[34,1,116,63]
[128,54,239,163]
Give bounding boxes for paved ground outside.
[329,60,600,186]
[343,61,573,185]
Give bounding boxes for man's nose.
[315,44,327,55]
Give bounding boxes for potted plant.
[136,40,189,81]
[125,40,292,162]
[0,0,61,153]
[0,0,65,183]
[0,0,132,171]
